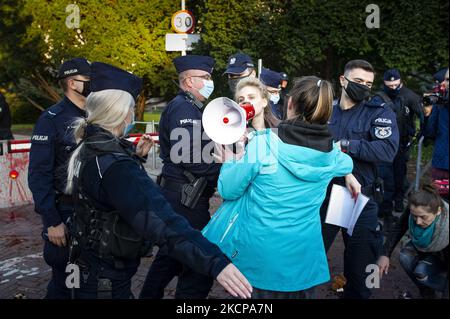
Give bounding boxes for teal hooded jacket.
[202,127,353,292]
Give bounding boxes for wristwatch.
[340,139,350,153]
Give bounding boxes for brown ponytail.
[288,76,334,125]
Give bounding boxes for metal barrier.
[406,136,432,196]
[135,121,160,170]
[0,140,33,209]
[0,121,160,209]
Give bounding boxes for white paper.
[325,184,369,236]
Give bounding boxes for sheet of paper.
[325,184,354,228]
[325,184,369,236]
[347,193,369,236]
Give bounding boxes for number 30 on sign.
[171,10,195,34]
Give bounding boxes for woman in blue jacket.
[203,77,359,298]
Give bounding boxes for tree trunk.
[136,87,147,121]
[24,96,45,112]
[32,71,61,103]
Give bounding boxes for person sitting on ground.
[378,184,449,299]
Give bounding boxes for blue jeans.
[399,242,448,296]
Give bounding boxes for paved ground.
[0,138,425,299]
[0,198,421,300]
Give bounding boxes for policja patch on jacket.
[374,126,393,139]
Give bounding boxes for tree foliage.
[0,0,448,122]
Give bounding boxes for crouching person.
[378,185,449,299]
[64,62,252,299]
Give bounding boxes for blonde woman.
[204,77,359,298]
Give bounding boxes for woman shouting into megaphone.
[202,76,360,299]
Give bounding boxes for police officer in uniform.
[223,52,256,96]
[260,67,284,120]
[0,92,14,140]
[319,60,399,299]
[139,55,223,299]
[378,69,424,217]
[28,58,91,299]
[65,62,252,299]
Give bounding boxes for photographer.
[424,68,449,181]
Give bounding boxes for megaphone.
[202,97,255,145]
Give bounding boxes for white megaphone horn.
[202,97,255,145]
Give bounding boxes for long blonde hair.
[235,77,280,128]
[66,89,135,194]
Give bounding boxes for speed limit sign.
[171,10,195,34]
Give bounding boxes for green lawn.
[143,112,162,122]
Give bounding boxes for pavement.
[0,139,423,299]
[0,198,421,299]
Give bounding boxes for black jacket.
[73,125,229,276]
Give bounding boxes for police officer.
[378,69,424,216]
[65,62,252,299]
[139,55,222,299]
[260,67,284,120]
[319,60,399,299]
[0,92,14,140]
[223,52,256,96]
[28,58,91,299]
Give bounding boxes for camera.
[422,84,447,106]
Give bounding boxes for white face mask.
[199,79,214,99]
[270,93,280,105]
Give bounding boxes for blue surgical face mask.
[199,79,214,99]
[123,112,135,136]
[270,93,280,105]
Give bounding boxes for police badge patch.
[374,126,392,139]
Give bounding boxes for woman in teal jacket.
[203,77,359,298]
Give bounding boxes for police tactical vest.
[70,131,152,263]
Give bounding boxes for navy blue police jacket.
[76,126,229,276]
[328,97,399,188]
[28,96,85,228]
[159,91,221,190]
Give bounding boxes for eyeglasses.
[190,74,212,81]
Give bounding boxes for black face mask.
[384,85,401,98]
[73,79,91,97]
[344,77,371,103]
[228,78,240,95]
[228,75,250,95]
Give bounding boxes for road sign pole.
[181,0,186,54]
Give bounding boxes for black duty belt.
[160,177,185,193]
[160,176,211,198]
